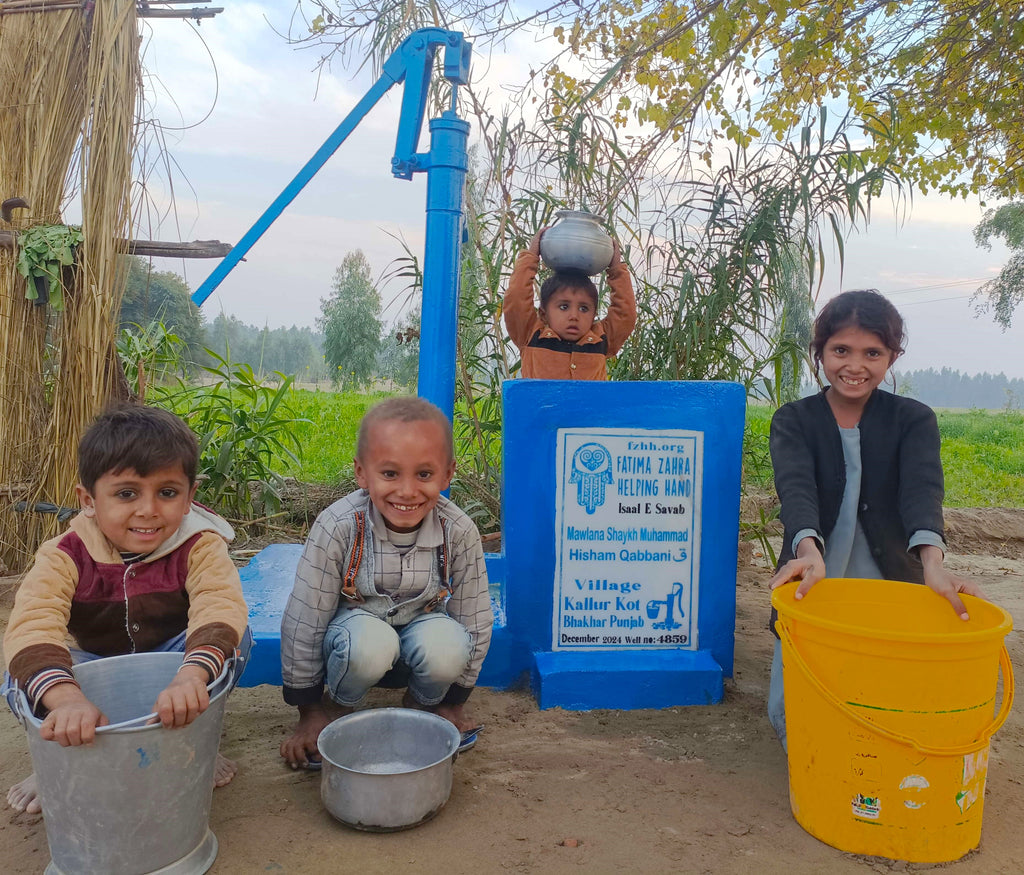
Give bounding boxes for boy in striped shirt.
[279,397,492,769]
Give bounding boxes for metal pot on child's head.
[317,707,461,831]
[539,209,614,276]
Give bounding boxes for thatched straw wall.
[0,1,139,571]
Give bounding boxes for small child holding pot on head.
[765,289,985,750]
[279,397,493,770]
[503,225,637,380]
[3,404,251,814]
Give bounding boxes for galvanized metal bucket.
[318,707,461,831]
[11,651,236,875]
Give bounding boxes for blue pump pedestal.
[478,379,745,710]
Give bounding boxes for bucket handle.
[10,655,239,734]
[778,620,1015,757]
[9,683,159,733]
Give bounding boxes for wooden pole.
[0,231,232,258]
[1,1,222,17]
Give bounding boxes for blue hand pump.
[189,29,472,422]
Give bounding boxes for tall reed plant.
[0,1,140,571]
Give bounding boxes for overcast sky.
[134,4,1024,380]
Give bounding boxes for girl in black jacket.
[765,289,983,748]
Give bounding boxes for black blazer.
[769,388,945,585]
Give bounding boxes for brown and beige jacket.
[4,504,248,687]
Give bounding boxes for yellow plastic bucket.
[771,578,1014,863]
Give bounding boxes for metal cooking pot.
[539,209,614,275]
[317,708,461,831]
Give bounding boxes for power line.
[883,277,989,297]
[900,293,980,307]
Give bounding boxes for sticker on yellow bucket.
[898,774,929,809]
[962,749,989,784]
[957,750,989,814]
[852,794,880,820]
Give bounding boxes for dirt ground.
[0,509,1022,874]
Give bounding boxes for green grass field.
[745,404,1024,507]
[283,389,1024,508]
[936,409,1024,507]
[282,389,390,487]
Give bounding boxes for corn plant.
[116,320,187,401]
[155,349,305,522]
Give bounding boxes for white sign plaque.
[552,427,703,650]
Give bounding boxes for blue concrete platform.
[532,649,724,711]
[237,543,302,687]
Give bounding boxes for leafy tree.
[298,0,1023,199]
[973,202,1024,328]
[119,256,205,364]
[319,250,383,389]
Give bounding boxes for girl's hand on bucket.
[920,545,984,621]
[39,685,108,746]
[154,667,210,728]
[769,537,825,599]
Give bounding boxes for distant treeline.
[119,256,419,387]
[119,257,330,381]
[202,314,329,381]
[896,368,1024,410]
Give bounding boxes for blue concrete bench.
[237,543,510,688]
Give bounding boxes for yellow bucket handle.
[778,620,1015,757]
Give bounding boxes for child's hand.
[154,666,211,729]
[919,545,984,620]
[769,537,825,599]
[39,684,109,746]
[280,704,333,769]
[528,229,547,256]
[608,239,622,269]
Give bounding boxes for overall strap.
[437,516,450,584]
[342,511,366,601]
[426,516,452,612]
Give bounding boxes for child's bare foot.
[401,690,478,734]
[214,753,237,787]
[281,700,353,770]
[7,773,41,814]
